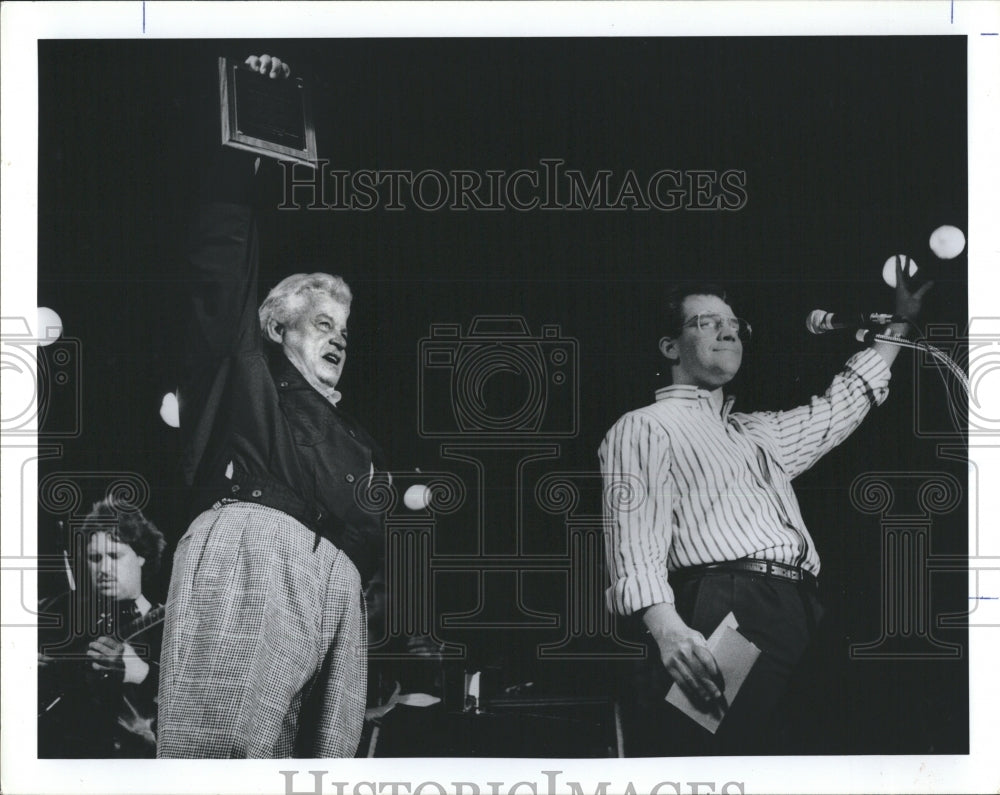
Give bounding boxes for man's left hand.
[87,637,150,685]
[871,255,935,367]
[893,255,934,325]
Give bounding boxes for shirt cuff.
[606,572,675,616]
[846,347,892,406]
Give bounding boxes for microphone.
[806,309,895,335]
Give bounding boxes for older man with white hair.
[157,54,385,759]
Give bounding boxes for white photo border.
[3,2,999,794]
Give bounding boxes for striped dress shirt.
[599,348,891,616]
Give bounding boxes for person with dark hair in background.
[38,498,167,758]
[156,54,386,759]
[600,265,932,755]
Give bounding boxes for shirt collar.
[654,384,736,420]
[134,594,152,617]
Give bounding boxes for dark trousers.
[620,571,823,756]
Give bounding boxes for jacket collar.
[272,354,343,406]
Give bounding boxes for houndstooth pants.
[157,502,366,758]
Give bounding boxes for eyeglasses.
[681,313,752,341]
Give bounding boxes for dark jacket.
[178,176,385,582]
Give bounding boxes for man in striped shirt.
[600,263,931,755]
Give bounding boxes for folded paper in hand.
[664,612,760,733]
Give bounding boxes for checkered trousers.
[157,502,366,758]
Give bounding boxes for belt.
[675,559,818,589]
[206,472,346,553]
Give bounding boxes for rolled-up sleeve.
[751,348,892,480]
[599,410,675,615]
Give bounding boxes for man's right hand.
[642,602,727,716]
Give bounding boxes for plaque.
[218,56,318,168]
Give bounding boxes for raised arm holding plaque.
[218,56,318,168]
[158,53,381,759]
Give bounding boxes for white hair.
[258,273,352,334]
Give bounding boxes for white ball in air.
[36,307,63,346]
[403,484,432,510]
[159,392,180,428]
[929,225,966,259]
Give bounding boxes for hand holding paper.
[642,602,727,712]
[665,612,761,733]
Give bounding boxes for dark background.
[36,37,968,755]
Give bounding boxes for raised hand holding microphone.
[806,255,933,350]
[870,255,934,367]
